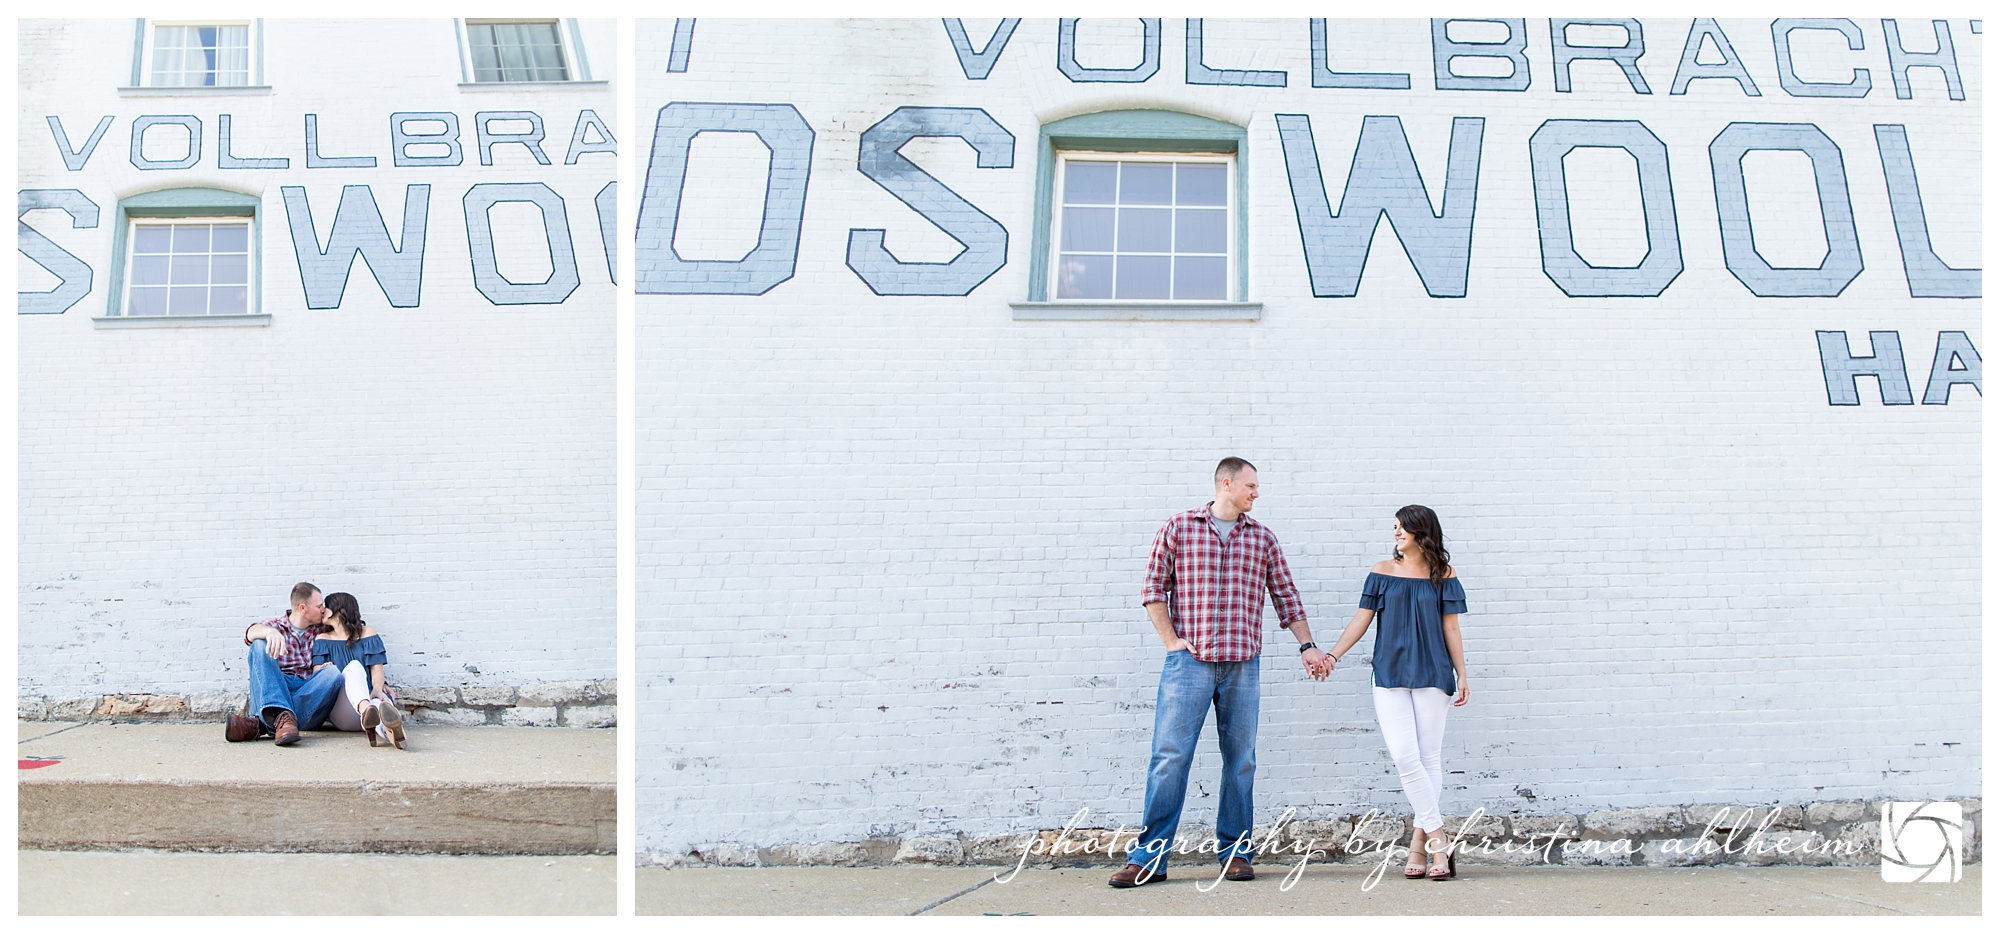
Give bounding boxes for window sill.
[1010,301,1261,322]
[457,80,610,91]
[95,314,271,329]
[117,85,273,97]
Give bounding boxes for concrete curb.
[20,722,615,855]
[651,798,1981,870]
[23,780,616,855]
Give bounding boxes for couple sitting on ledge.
[224,582,407,749]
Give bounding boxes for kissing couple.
[224,582,408,750]
[1109,457,1470,889]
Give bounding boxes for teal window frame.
[1029,110,1250,303]
[105,188,262,318]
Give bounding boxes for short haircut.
[290,582,321,606]
[1215,457,1257,482]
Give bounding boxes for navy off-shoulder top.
[312,634,387,671]
[1359,572,1467,692]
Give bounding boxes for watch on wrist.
[1297,642,1316,653]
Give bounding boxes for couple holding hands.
[1113,457,1469,888]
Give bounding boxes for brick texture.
[635,18,1980,857]
[18,20,617,700]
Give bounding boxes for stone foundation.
[19,679,616,728]
[650,799,1979,869]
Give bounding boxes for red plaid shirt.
[244,611,323,678]
[1142,503,1308,662]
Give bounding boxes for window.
[1020,110,1256,320]
[130,20,264,90]
[100,188,266,327]
[465,20,571,82]
[1053,155,1232,301]
[126,221,252,316]
[150,25,249,87]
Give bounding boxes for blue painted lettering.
[636,102,814,295]
[845,107,1014,296]
[17,189,100,315]
[1276,113,1484,298]
[463,182,578,305]
[281,184,430,308]
[1529,120,1681,297]
[1710,123,1861,297]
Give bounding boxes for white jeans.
[325,660,374,732]
[1373,686,1451,833]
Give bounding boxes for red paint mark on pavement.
[19,757,64,770]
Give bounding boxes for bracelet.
[1297,642,1316,653]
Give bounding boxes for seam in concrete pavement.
[19,723,90,745]
[910,875,998,915]
[1719,867,1910,915]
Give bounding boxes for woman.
[1324,505,1468,880]
[312,592,407,749]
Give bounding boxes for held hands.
[1301,648,1334,681]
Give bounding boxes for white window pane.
[216,26,250,86]
[471,22,566,82]
[151,24,249,87]
[129,222,254,316]
[211,286,249,314]
[129,287,169,316]
[1175,209,1227,254]
[168,286,208,315]
[210,254,248,285]
[131,255,170,286]
[1053,156,1235,302]
[1177,163,1227,206]
[497,26,535,75]
[169,254,209,284]
[1061,207,1114,252]
[1056,254,1114,299]
[1117,208,1171,253]
[470,25,504,81]
[150,27,192,85]
[172,225,210,252]
[1064,162,1117,204]
[1119,163,1172,205]
[1115,255,1171,299]
[211,225,249,252]
[1174,256,1227,300]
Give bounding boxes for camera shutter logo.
[1880,802,1962,883]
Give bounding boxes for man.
[224,582,345,746]
[1110,457,1332,888]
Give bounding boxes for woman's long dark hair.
[324,592,365,647]
[1393,504,1452,592]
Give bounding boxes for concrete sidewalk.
[20,850,614,915]
[637,865,1982,915]
[19,721,614,854]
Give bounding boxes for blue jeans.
[1128,650,1260,871]
[247,641,343,730]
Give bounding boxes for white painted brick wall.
[19,19,617,696]
[636,18,1980,856]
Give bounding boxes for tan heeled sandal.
[376,695,406,750]
[359,698,383,746]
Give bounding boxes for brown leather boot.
[272,710,301,746]
[1224,857,1255,881]
[1108,862,1167,888]
[224,714,266,742]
